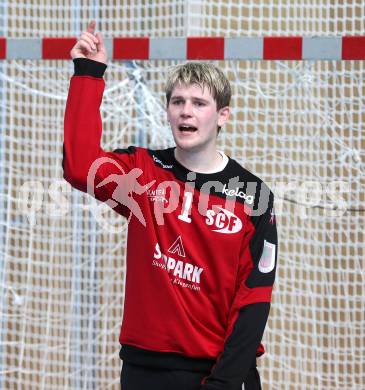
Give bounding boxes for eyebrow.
[170,95,210,103]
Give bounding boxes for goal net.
[0,1,364,389]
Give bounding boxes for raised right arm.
[63,21,136,201]
[63,57,108,192]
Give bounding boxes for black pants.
[120,362,262,390]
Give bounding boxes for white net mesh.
[0,1,364,389]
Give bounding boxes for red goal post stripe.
[0,36,364,60]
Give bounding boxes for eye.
[172,99,183,105]
[193,101,206,107]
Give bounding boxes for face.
[167,83,230,153]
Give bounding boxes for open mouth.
[178,125,198,132]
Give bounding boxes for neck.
[174,144,223,173]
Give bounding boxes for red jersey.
[63,58,278,389]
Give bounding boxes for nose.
[181,101,193,117]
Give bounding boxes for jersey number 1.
[178,191,193,223]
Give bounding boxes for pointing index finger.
[87,20,96,34]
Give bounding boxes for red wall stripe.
[42,38,76,60]
[113,37,149,60]
[264,37,302,60]
[0,37,6,59]
[187,37,224,60]
[0,36,364,60]
[342,36,365,60]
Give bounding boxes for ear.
[217,106,230,127]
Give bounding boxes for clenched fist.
[70,20,107,64]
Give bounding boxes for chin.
[176,141,208,155]
[173,136,199,151]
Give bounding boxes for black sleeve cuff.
[73,58,107,78]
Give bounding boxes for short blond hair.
[165,62,231,110]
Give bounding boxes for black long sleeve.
[200,302,270,390]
